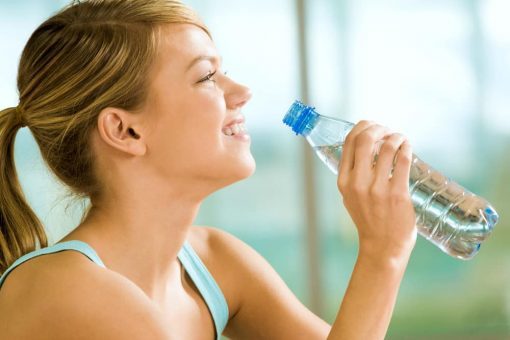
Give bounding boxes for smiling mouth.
[222,122,247,136]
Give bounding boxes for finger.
[390,140,413,192]
[352,124,392,173]
[338,120,375,179]
[373,133,407,184]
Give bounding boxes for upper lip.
[223,115,245,128]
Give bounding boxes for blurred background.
[1,0,509,338]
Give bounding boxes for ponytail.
[0,0,209,274]
[0,107,47,275]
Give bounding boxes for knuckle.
[337,178,347,193]
[369,185,385,200]
[358,130,378,145]
[358,120,373,127]
[397,146,413,163]
[350,181,367,196]
[403,142,413,154]
[390,190,410,205]
[344,131,355,146]
[380,140,399,153]
[388,133,404,144]
[390,132,405,140]
[381,127,393,136]
[398,151,412,164]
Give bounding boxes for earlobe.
[97,108,147,156]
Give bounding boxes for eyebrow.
[186,55,222,71]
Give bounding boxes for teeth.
[223,123,246,136]
[224,127,233,136]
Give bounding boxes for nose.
[224,78,252,110]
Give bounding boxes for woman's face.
[143,24,255,190]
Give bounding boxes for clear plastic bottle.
[283,100,499,260]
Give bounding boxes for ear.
[96,108,147,156]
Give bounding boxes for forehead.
[156,24,217,67]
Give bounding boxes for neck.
[66,180,205,301]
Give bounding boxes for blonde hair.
[0,0,208,274]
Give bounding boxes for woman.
[0,0,416,339]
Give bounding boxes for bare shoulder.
[189,225,299,291]
[187,226,257,314]
[188,226,330,339]
[188,225,261,273]
[188,225,247,257]
[188,225,256,260]
[0,250,173,340]
[187,226,284,314]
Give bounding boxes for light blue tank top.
[0,240,229,339]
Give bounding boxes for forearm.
[327,250,411,340]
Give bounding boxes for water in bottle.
[283,100,499,260]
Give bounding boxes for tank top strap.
[0,240,105,289]
[177,241,229,340]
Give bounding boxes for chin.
[233,154,257,180]
[200,152,256,192]
[219,154,256,188]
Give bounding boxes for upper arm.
[0,254,173,340]
[203,227,331,340]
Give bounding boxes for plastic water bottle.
[283,100,499,260]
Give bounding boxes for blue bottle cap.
[484,206,499,230]
[283,100,319,135]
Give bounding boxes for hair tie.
[15,106,27,128]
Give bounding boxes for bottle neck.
[304,115,355,148]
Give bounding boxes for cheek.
[148,89,228,168]
[194,86,226,114]
[182,100,226,147]
[153,116,224,169]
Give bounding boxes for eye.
[198,70,217,83]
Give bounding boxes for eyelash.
[198,70,228,83]
[199,70,217,83]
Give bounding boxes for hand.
[337,121,417,261]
